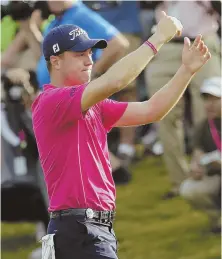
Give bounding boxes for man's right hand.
[154,11,183,44]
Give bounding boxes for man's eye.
[76,53,84,56]
[76,51,92,56]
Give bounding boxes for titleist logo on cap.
[69,28,87,41]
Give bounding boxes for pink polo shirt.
[32,84,128,212]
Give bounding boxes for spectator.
[145,0,221,199]
[88,1,142,164]
[1,1,51,71]
[180,77,221,234]
[1,68,42,192]
[1,69,48,259]
[37,0,129,88]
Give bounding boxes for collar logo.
[69,28,87,41]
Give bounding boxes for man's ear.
[50,55,61,70]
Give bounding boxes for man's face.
[203,94,221,119]
[52,49,93,86]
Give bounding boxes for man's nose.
[85,56,93,66]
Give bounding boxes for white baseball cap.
[200,77,221,97]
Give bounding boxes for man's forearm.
[144,65,193,122]
[102,33,164,92]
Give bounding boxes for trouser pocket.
[78,221,118,256]
[77,220,103,246]
[109,226,118,253]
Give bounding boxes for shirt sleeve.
[41,84,87,126]
[101,99,128,132]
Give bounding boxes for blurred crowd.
[1,1,221,259]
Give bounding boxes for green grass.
[1,157,220,259]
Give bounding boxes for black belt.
[50,208,116,223]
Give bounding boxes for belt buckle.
[86,208,94,219]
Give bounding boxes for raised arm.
[81,11,183,112]
[114,35,211,127]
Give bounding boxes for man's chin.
[82,75,91,84]
[67,75,91,86]
[78,78,90,85]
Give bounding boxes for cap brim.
[200,85,221,97]
[69,39,107,52]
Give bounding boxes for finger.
[193,35,202,48]
[204,52,211,62]
[192,35,202,49]
[184,37,191,49]
[161,11,167,18]
[198,41,204,52]
[201,45,208,55]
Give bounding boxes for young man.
[36,0,132,189]
[180,77,221,234]
[32,12,211,259]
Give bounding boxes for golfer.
[32,11,211,259]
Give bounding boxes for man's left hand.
[182,35,211,75]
